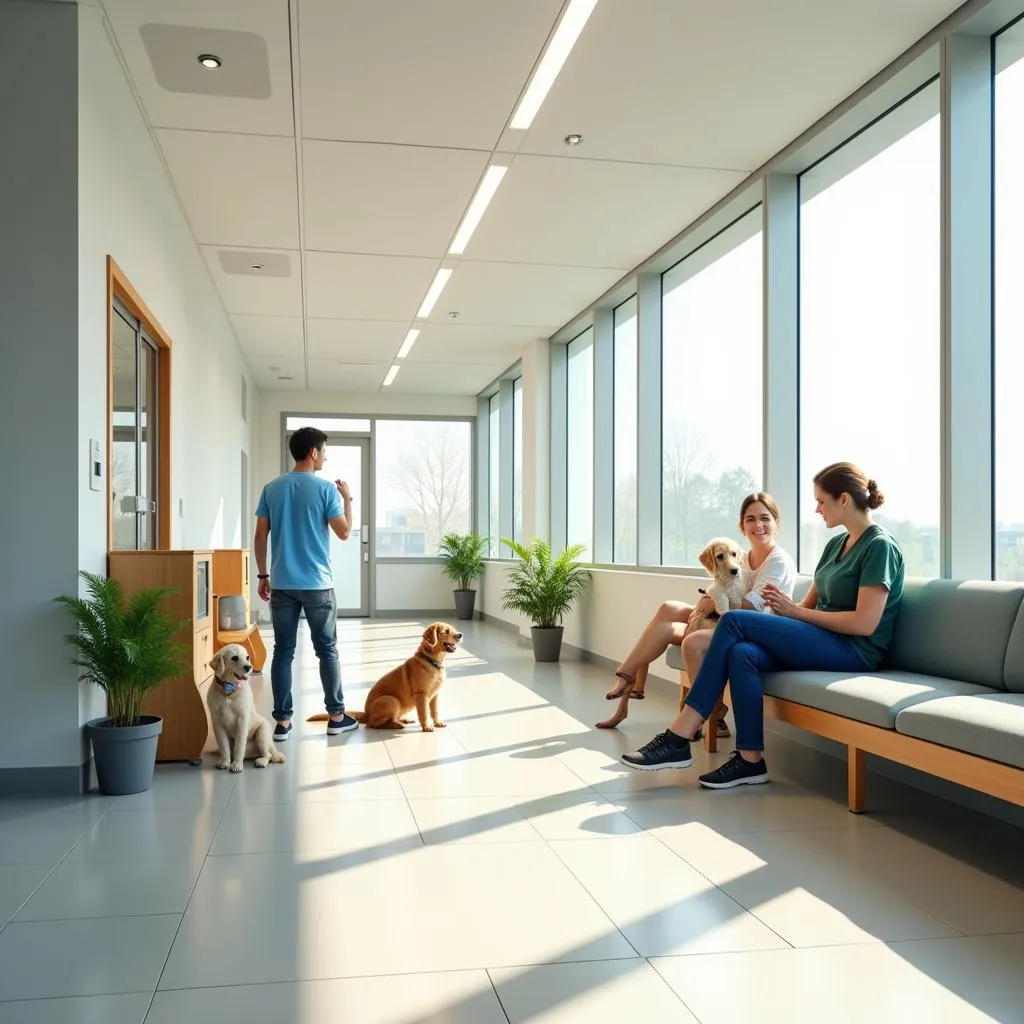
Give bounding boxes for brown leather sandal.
[605,670,635,699]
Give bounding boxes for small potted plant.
[55,570,187,796]
[438,533,488,620]
[500,538,590,662]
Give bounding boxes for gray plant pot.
[453,589,477,621]
[84,715,163,796]
[531,626,564,662]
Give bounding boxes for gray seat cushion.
[1004,600,1024,694]
[895,693,1024,770]
[666,644,685,671]
[761,670,992,729]
[885,578,1024,689]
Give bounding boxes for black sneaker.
[620,730,693,771]
[273,722,292,742]
[327,713,359,736]
[698,751,769,789]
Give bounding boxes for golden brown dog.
[308,622,462,732]
[681,537,746,639]
[678,537,746,731]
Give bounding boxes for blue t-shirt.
[255,472,342,590]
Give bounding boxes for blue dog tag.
[221,682,236,694]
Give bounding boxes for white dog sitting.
[683,537,747,637]
[206,643,285,773]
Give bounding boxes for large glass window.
[512,377,524,544]
[375,419,472,557]
[566,328,594,560]
[661,210,763,566]
[613,297,638,564]
[799,84,940,576]
[488,395,500,555]
[996,25,1024,581]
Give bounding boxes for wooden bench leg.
[848,745,866,813]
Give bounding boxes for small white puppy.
[206,643,285,773]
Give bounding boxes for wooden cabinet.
[211,548,267,672]
[212,548,251,624]
[107,550,215,762]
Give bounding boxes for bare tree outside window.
[376,420,472,557]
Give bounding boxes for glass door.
[283,431,371,616]
[111,301,160,550]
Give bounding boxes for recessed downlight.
[198,54,222,69]
[564,133,584,146]
[250,263,264,271]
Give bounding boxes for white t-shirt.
[741,547,797,613]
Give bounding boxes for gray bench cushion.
[895,693,1024,770]
[761,670,991,729]
[886,579,1024,690]
[1004,601,1024,694]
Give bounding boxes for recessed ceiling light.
[397,329,419,359]
[198,54,222,69]
[383,365,400,387]
[448,164,507,255]
[448,311,461,319]
[250,263,264,271]
[416,267,454,319]
[510,0,598,130]
[564,133,584,146]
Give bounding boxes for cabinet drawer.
[193,625,214,683]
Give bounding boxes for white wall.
[375,563,459,612]
[481,562,706,687]
[76,8,259,732]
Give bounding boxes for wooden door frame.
[106,256,172,551]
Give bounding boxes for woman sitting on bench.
[620,461,905,789]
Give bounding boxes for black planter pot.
[531,626,564,662]
[84,715,162,795]
[453,589,477,620]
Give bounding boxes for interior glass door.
[316,437,370,616]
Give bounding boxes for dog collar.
[417,651,444,671]
[216,679,243,695]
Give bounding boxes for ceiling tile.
[247,356,307,389]
[156,130,299,248]
[229,315,305,356]
[306,319,408,359]
[202,247,303,316]
[306,358,389,391]
[432,261,623,329]
[102,0,294,135]
[466,155,744,269]
[303,141,490,257]
[386,361,506,395]
[304,251,439,320]
[409,323,543,365]
[520,0,962,170]
[298,0,563,148]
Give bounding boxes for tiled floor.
[2,619,1024,1022]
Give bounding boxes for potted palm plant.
[500,538,590,662]
[55,570,187,796]
[438,533,488,620]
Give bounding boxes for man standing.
[254,426,358,740]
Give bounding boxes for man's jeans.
[269,588,344,722]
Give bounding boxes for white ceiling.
[99,0,965,395]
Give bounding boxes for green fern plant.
[499,538,590,628]
[54,571,189,728]
[438,533,487,590]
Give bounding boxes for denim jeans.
[269,588,344,722]
[684,610,868,752]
